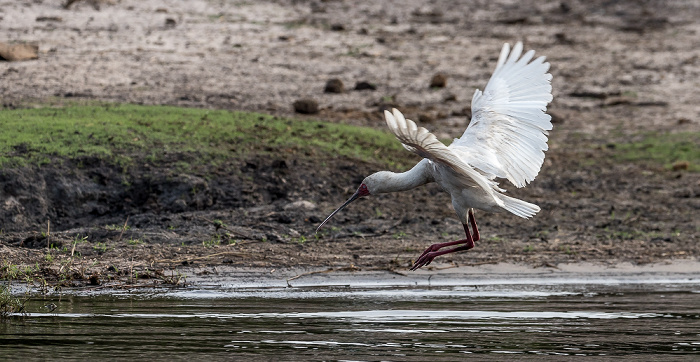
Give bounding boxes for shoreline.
[6,259,699,295]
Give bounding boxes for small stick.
[46,220,51,250]
[117,215,130,242]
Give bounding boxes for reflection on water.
[2,277,700,359]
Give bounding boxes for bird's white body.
[364,157,511,224]
[363,42,553,225]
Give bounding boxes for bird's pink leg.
[468,209,480,242]
[416,224,473,259]
[411,223,475,271]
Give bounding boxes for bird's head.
[316,172,391,233]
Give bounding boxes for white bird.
[317,42,553,270]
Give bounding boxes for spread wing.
[384,108,502,205]
[453,42,553,188]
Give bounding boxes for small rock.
[284,200,317,211]
[677,118,691,125]
[672,161,689,171]
[271,159,287,169]
[418,113,434,123]
[275,214,293,224]
[330,23,345,31]
[618,74,634,85]
[430,73,447,88]
[155,8,168,13]
[165,18,177,27]
[560,2,572,13]
[172,199,188,212]
[443,93,457,102]
[554,32,573,44]
[89,273,101,286]
[266,232,282,242]
[354,81,377,91]
[550,111,565,124]
[293,98,319,114]
[498,16,528,25]
[0,42,39,61]
[324,78,344,93]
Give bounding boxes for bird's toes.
[410,254,434,271]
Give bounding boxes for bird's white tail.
[497,194,540,219]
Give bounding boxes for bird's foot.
[411,241,475,271]
[410,251,439,271]
[411,222,477,270]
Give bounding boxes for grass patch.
[0,284,25,318]
[0,104,414,169]
[613,132,700,171]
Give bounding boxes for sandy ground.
[1,0,699,286]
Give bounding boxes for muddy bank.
[0,144,698,288]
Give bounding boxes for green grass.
[0,104,413,169]
[613,132,700,171]
[1,284,24,318]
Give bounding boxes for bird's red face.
[356,183,370,197]
[316,183,370,232]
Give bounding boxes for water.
[2,272,700,360]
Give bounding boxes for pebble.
[672,161,689,171]
[293,98,319,114]
[324,78,344,93]
[284,200,317,211]
[418,113,434,123]
[430,73,447,88]
[354,81,377,91]
[330,23,345,31]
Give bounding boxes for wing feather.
[455,42,553,188]
[384,109,502,206]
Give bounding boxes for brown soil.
[1,0,699,287]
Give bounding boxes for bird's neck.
[371,159,433,194]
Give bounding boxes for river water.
[2,268,700,360]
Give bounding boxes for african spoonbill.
[317,42,553,270]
